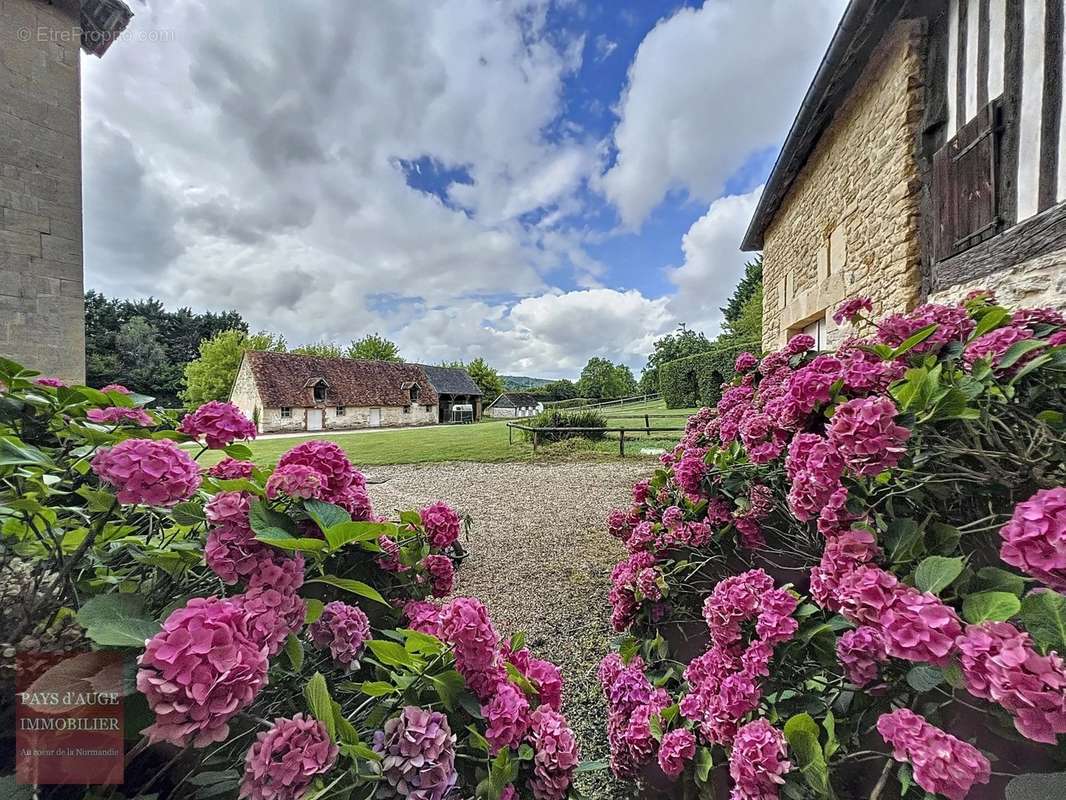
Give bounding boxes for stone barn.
[419,364,484,422]
[484,392,543,418]
[744,0,1066,352]
[230,351,438,433]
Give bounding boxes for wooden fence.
[506,420,687,457]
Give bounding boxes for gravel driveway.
[367,460,651,799]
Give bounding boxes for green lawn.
[201,404,698,467]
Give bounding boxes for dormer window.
[409,384,420,402]
[313,382,327,403]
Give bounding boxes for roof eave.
[741,0,901,252]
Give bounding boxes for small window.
[336,406,346,416]
[409,384,420,402]
[313,383,327,403]
[403,405,411,414]
[280,407,292,418]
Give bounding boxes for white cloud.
[600,0,846,227]
[666,187,763,335]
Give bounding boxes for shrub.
[523,408,608,442]
[600,295,1066,799]
[659,339,759,408]
[0,357,583,800]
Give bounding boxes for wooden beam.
[1039,0,1064,210]
[931,199,1066,288]
[999,0,1026,226]
[978,0,992,109]
[958,0,970,129]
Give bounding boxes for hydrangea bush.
[0,358,583,800]
[599,295,1066,799]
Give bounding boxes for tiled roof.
[243,352,439,408]
[418,365,483,396]
[487,392,539,409]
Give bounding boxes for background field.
[202,399,699,467]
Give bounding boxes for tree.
[292,342,344,358]
[112,317,168,398]
[576,358,638,399]
[346,333,401,362]
[639,323,713,395]
[540,379,578,401]
[720,255,763,326]
[182,329,287,408]
[465,357,504,399]
[721,284,763,342]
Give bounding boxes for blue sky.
[81,0,846,378]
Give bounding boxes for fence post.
[644,414,650,435]
[619,429,625,457]
[532,430,538,453]
[508,425,513,445]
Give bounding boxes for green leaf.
[971,306,1009,339]
[964,591,1022,624]
[914,556,965,595]
[254,529,327,553]
[905,664,944,692]
[1008,353,1054,385]
[822,711,839,760]
[76,486,117,513]
[76,594,161,648]
[304,672,336,741]
[359,681,398,697]
[898,763,914,796]
[324,521,397,551]
[574,759,609,774]
[248,499,295,535]
[303,499,350,532]
[975,567,1025,597]
[890,323,939,359]
[1005,772,1066,800]
[283,634,304,671]
[304,598,325,625]
[943,662,965,688]
[783,713,830,798]
[400,628,446,655]
[128,392,155,407]
[504,662,539,699]
[306,576,387,605]
[694,746,714,783]
[366,639,418,670]
[998,339,1047,370]
[428,670,466,711]
[885,518,924,564]
[171,501,206,526]
[0,436,55,467]
[223,443,253,460]
[1020,590,1066,653]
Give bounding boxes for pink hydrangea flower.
[277,440,365,496]
[728,719,791,800]
[404,600,444,637]
[876,709,990,800]
[374,706,457,800]
[420,501,461,548]
[235,585,306,657]
[632,478,651,505]
[1013,306,1065,328]
[833,297,874,325]
[205,523,277,585]
[809,529,881,611]
[100,383,131,394]
[137,597,267,747]
[657,728,696,778]
[376,535,407,573]
[836,626,885,687]
[528,704,580,800]
[673,450,708,498]
[1049,330,1066,346]
[34,376,66,388]
[265,464,323,500]
[205,490,251,527]
[92,438,201,507]
[423,554,455,597]
[998,487,1066,590]
[208,457,256,479]
[963,325,1037,374]
[308,601,370,669]
[785,433,844,521]
[787,334,815,354]
[734,351,758,372]
[957,620,1066,743]
[827,395,910,476]
[599,653,666,776]
[240,714,338,800]
[179,401,257,448]
[816,486,858,538]
[878,303,975,354]
[522,656,564,711]
[483,681,531,752]
[87,406,153,426]
[439,597,504,699]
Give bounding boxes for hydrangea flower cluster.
[876,709,990,800]
[86,406,153,426]
[877,303,975,354]
[422,554,455,597]
[373,706,458,800]
[597,653,670,777]
[205,522,279,585]
[527,704,580,800]
[34,376,66,388]
[657,728,696,778]
[963,324,1036,374]
[956,620,1066,743]
[100,383,131,394]
[420,501,461,548]
[179,401,257,448]
[308,601,371,670]
[92,438,201,507]
[483,682,530,752]
[826,396,910,476]
[137,597,268,747]
[608,550,661,631]
[728,719,791,800]
[208,456,256,479]
[239,714,338,800]
[274,441,372,519]
[998,487,1066,590]
[833,296,873,325]
[836,626,886,687]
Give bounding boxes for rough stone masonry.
[0,0,85,382]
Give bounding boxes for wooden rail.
[506,421,686,456]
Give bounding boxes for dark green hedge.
[659,339,761,409]
[522,408,608,442]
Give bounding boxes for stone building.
[743,0,1066,351]
[484,392,543,418]
[230,351,439,433]
[0,0,132,382]
[418,364,484,423]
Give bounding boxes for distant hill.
[501,375,553,391]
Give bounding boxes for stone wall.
[229,356,263,426]
[761,20,926,351]
[928,246,1066,309]
[0,0,85,381]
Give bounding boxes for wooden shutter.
[932,97,1003,260]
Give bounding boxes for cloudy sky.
[81,0,846,378]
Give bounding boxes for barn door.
[306,409,323,431]
[369,408,381,427]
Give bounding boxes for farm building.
[230,351,438,433]
[744,0,1066,352]
[418,365,484,422]
[484,392,543,418]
